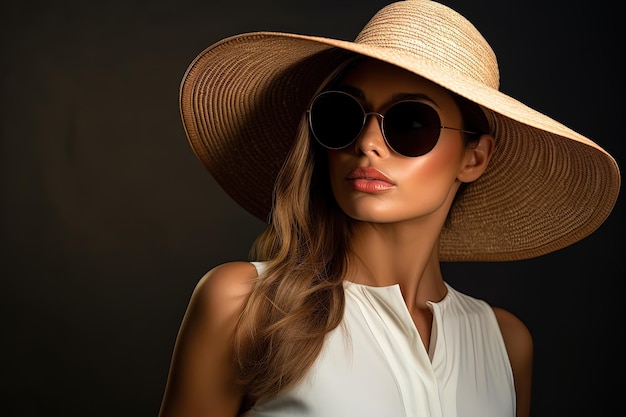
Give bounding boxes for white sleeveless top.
[245,262,515,417]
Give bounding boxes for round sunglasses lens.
[384,101,441,157]
[310,92,363,149]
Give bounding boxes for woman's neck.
[345,218,448,310]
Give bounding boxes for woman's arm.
[493,307,533,417]
[158,261,257,417]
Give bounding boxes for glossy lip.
[346,167,396,193]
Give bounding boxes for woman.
[159,1,620,416]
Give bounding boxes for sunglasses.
[307,90,481,157]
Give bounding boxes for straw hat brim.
[180,30,620,262]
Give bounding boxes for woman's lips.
[346,167,396,193]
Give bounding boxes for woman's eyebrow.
[392,93,440,109]
[334,85,364,99]
[330,87,441,109]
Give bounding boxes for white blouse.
[245,262,515,417]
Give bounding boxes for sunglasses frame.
[307,90,481,157]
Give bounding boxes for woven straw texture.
[179,0,620,261]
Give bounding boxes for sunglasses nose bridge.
[363,111,384,125]
[362,111,385,137]
[359,111,385,139]
[356,111,390,156]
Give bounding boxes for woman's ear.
[457,134,495,183]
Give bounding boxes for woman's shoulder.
[192,261,259,311]
[491,307,533,357]
[158,261,259,417]
[492,307,533,416]
[182,261,259,344]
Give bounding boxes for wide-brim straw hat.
[179,0,620,262]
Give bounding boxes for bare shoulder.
[192,261,259,315]
[182,261,259,333]
[158,261,259,417]
[492,307,533,359]
[492,307,533,417]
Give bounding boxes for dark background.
[1,0,623,416]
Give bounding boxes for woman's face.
[326,58,474,225]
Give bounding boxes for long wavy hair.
[232,57,489,405]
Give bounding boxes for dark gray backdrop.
[1,0,623,416]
